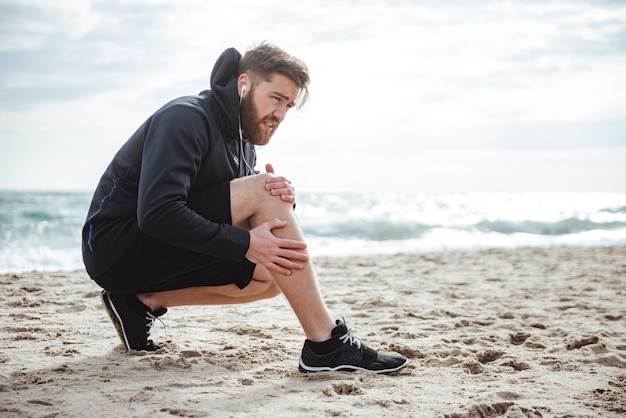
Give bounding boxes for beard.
[239,88,278,146]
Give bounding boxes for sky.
[1,0,625,193]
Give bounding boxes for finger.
[272,255,307,272]
[266,180,291,194]
[266,175,284,183]
[266,178,291,188]
[280,195,295,204]
[277,235,307,247]
[277,243,309,261]
[267,175,290,183]
[279,251,309,264]
[265,163,275,174]
[269,187,294,196]
[267,262,292,276]
[275,257,305,271]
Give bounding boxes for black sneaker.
[100,290,167,351]
[298,318,408,374]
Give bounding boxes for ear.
[237,74,250,96]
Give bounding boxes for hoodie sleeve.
[135,101,250,261]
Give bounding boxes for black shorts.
[92,182,256,295]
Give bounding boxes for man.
[82,42,408,374]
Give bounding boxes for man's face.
[240,73,298,146]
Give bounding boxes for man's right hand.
[246,218,309,276]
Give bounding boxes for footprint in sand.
[510,332,530,345]
[501,360,531,371]
[476,349,503,364]
[323,382,363,396]
[462,361,484,374]
[566,335,599,350]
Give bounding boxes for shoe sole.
[298,357,408,374]
[101,290,131,350]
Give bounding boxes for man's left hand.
[264,163,295,205]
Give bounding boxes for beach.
[1,246,625,417]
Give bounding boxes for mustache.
[262,116,280,125]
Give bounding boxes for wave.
[1,191,625,272]
[475,218,626,236]
[303,218,626,241]
[602,206,626,214]
[302,220,431,240]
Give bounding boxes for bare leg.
[138,266,281,307]
[228,174,335,341]
[138,173,335,342]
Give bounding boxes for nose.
[273,105,288,122]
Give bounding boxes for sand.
[1,246,625,417]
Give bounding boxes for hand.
[264,163,296,205]
[246,218,309,276]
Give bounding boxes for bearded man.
[82,42,407,374]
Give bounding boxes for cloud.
[1,0,625,191]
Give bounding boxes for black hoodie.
[82,48,255,279]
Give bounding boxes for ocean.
[1,190,625,273]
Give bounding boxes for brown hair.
[239,42,310,109]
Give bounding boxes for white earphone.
[238,83,254,175]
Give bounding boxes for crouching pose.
[82,42,408,374]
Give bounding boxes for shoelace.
[338,318,362,349]
[145,311,167,337]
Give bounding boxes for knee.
[230,173,293,225]
[240,173,274,198]
[255,174,292,205]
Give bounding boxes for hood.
[209,47,241,142]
